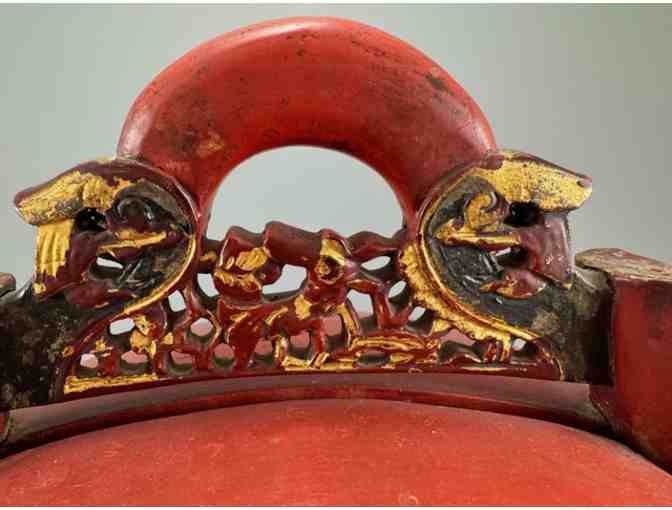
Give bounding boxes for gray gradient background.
[1,4,670,300]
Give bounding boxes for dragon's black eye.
[505,202,540,228]
[116,197,155,222]
[75,208,107,232]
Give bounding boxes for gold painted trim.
[123,233,197,316]
[64,373,160,394]
[33,218,75,293]
[264,306,288,327]
[98,230,167,253]
[472,151,591,211]
[294,294,313,320]
[17,170,132,225]
[234,247,269,271]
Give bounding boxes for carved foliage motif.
[2,150,594,400]
[0,142,606,411]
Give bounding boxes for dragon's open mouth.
[492,246,528,269]
[92,254,162,293]
[478,208,576,298]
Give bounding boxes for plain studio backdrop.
[0,4,670,306]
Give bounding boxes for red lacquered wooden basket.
[1,17,671,505]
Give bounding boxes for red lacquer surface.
[1,399,671,506]
[583,250,672,472]
[118,16,495,226]
[3,373,607,456]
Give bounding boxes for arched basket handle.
[117,17,496,224]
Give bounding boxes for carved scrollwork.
[0,150,602,403]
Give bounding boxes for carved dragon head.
[399,149,600,378]
[14,159,197,318]
[428,150,592,298]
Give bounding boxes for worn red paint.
[2,373,607,457]
[117,17,496,229]
[579,248,672,472]
[1,400,671,506]
[0,412,7,445]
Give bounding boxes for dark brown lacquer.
[0,17,670,471]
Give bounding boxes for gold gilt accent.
[133,315,152,336]
[98,229,167,254]
[213,268,262,293]
[315,260,332,279]
[124,233,197,316]
[431,319,452,334]
[33,218,75,293]
[281,353,316,370]
[294,294,313,320]
[130,329,157,357]
[320,238,347,265]
[64,374,160,394]
[61,346,75,357]
[479,278,545,299]
[271,334,288,361]
[334,303,359,341]
[230,311,251,324]
[162,333,174,345]
[196,130,226,159]
[400,243,535,343]
[464,192,500,232]
[436,227,521,250]
[385,352,415,366]
[315,238,347,283]
[17,170,132,225]
[281,351,331,371]
[460,366,510,373]
[316,357,359,371]
[472,150,591,211]
[416,351,439,366]
[433,151,591,257]
[281,343,427,372]
[434,192,521,249]
[92,338,111,353]
[313,351,331,367]
[275,301,440,373]
[350,336,426,352]
[199,251,218,264]
[264,306,288,326]
[235,247,269,271]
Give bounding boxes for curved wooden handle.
[117,17,495,223]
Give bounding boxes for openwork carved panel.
[2,148,607,405]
